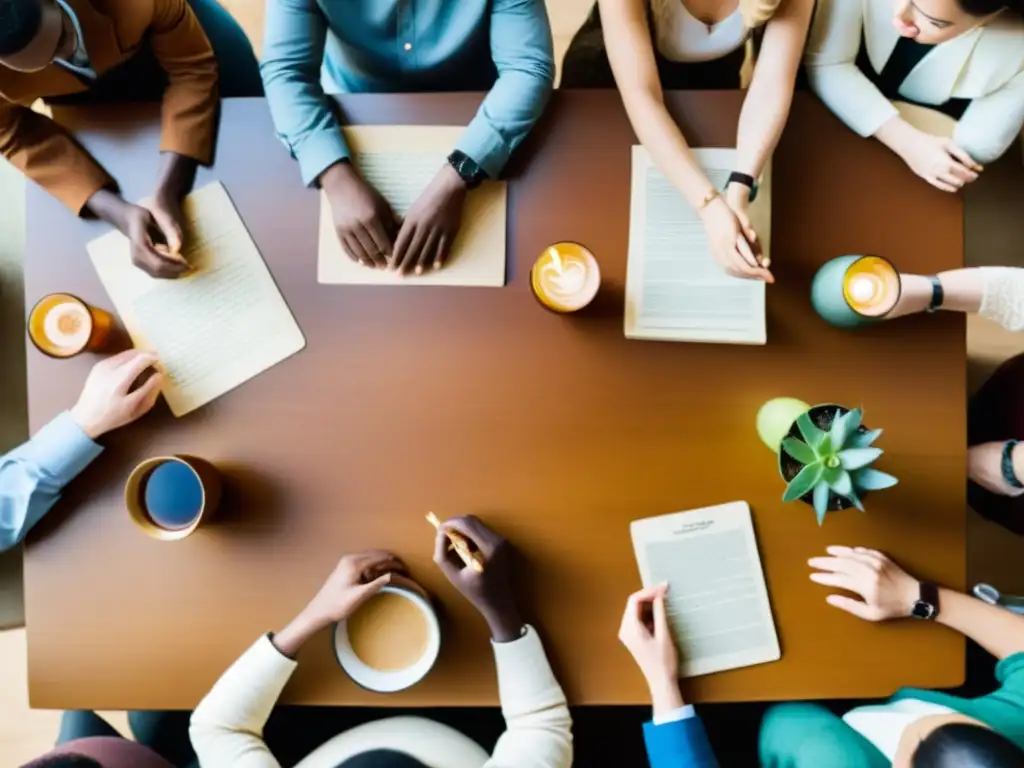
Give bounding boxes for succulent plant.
[780,407,898,524]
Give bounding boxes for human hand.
[70,350,163,440]
[86,190,188,279]
[321,161,396,269]
[302,550,407,628]
[618,584,682,713]
[969,442,1024,497]
[392,164,466,276]
[700,196,773,283]
[433,515,522,642]
[809,546,920,621]
[144,192,184,258]
[897,130,982,193]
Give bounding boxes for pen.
[427,512,485,573]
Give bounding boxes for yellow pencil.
[427,512,485,573]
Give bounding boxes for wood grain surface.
[23,93,965,710]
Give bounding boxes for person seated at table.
[559,0,814,283]
[0,349,162,553]
[21,709,195,768]
[759,546,1024,766]
[884,266,1024,331]
[618,583,720,767]
[805,0,1024,194]
[968,351,1024,535]
[0,0,263,279]
[189,517,573,767]
[259,0,554,277]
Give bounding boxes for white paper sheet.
[625,147,771,345]
[87,182,306,417]
[318,126,507,287]
[631,501,781,677]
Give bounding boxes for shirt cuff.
[653,704,696,725]
[296,129,352,187]
[492,624,567,715]
[23,412,103,484]
[456,118,511,181]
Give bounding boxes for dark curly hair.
[0,0,43,57]
[913,723,1024,768]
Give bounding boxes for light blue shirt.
[53,0,97,80]
[260,0,555,186]
[0,412,102,552]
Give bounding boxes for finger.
[809,571,862,594]
[338,232,362,264]
[114,350,160,394]
[125,371,163,417]
[401,226,430,275]
[807,556,873,581]
[433,529,465,577]
[150,208,183,253]
[826,594,881,621]
[434,234,452,270]
[734,235,760,270]
[652,593,670,639]
[928,176,959,194]
[415,229,440,275]
[353,226,383,268]
[440,516,498,558]
[351,573,393,611]
[344,234,376,268]
[354,549,404,574]
[392,222,416,273]
[624,584,668,617]
[136,249,188,279]
[100,348,144,370]
[945,163,976,184]
[944,143,982,173]
[366,219,393,266]
[828,545,885,572]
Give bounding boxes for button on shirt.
[53,0,98,81]
[260,0,555,186]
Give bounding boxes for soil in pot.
[779,404,870,513]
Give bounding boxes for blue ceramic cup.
[811,255,901,329]
[125,456,221,540]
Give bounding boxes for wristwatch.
[727,171,759,202]
[447,150,487,190]
[925,275,945,313]
[911,581,940,620]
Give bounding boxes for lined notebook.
[630,501,781,677]
[87,183,306,417]
[625,147,771,345]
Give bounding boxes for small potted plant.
[757,399,898,524]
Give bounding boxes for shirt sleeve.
[260,0,350,186]
[643,711,719,768]
[652,704,697,725]
[485,625,573,768]
[189,634,298,768]
[455,0,554,179]
[0,411,102,552]
[803,0,900,139]
[148,0,220,164]
[953,67,1024,165]
[0,99,114,214]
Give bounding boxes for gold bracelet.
[698,188,720,211]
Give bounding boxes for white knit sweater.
[980,268,1024,332]
[189,626,572,768]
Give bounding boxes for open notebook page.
[631,502,781,677]
[87,183,306,417]
[625,147,771,345]
[318,126,507,287]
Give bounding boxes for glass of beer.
[530,242,601,313]
[27,293,114,358]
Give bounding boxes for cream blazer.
[805,0,1024,163]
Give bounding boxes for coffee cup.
[28,293,115,358]
[125,456,221,541]
[530,242,601,313]
[333,578,441,693]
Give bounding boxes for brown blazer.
[0,0,219,213]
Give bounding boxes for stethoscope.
[973,583,1024,614]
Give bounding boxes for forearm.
[937,587,1024,659]
[889,270,986,318]
[272,605,329,658]
[874,115,921,157]
[154,152,196,202]
[649,675,685,718]
[735,79,792,179]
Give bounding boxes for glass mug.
[28,293,115,358]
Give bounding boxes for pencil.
[427,512,485,573]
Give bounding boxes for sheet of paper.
[87,182,306,417]
[625,147,771,345]
[631,501,781,677]
[318,126,507,287]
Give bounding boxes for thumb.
[358,572,392,598]
[125,372,163,419]
[150,206,183,253]
[652,593,670,639]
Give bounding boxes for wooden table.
[23,93,966,711]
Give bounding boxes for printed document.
[318,126,507,287]
[87,182,306,417]
[625,147,771,344]
[631,501,781,677]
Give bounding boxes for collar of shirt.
[52,0,97,79]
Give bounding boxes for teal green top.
[893,652,1024,751]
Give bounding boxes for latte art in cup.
[43,302,91,352]
[27,293,114,358]
[531,242,600,313]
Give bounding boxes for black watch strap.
[1002,440,1024,489]
[912,581,940,620]
[727,171,758,202]
[447,150,486,189]
[925,275,945,313]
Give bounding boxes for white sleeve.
[189,635,297,768]
[954,68,1024,164]
[804,0,899,138]
[485,626,573,768]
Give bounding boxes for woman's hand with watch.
[808,546,928,621]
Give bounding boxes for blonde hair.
[651,0,784,30]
